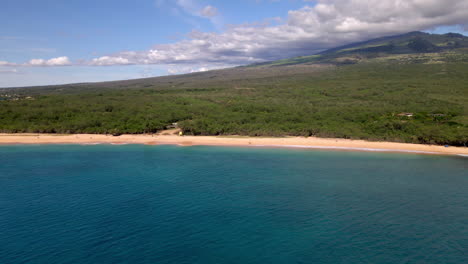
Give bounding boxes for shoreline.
[1,133,467,156]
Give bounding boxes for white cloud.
[91,56,131,66]
[47,56,72,65]
[199,5,218,18]
[0,56,72,67]
[26,56,71,66]
[28,59,47,66]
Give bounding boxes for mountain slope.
[253,31,468,66]
[3,31,468,94]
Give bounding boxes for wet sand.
[1,133,467,156]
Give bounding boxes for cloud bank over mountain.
[4,0,468,68]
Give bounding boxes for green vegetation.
[1,32,467,146]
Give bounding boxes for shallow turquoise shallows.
[0,145,467,264]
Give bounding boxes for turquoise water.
[0,145,467,264]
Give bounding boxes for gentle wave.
[249,144,442,154]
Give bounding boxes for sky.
[1,0,468,88]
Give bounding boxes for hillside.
[1,32,467,146]
[252,31,468,66]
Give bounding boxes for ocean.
[1,145,467,264]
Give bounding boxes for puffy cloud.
[91,56,131,66]
[0,56,71,67]
[45,56,72,66]
[27,56,71,66]
[27,59,46,66]
[199,5,218,18]
[85,0,468,67]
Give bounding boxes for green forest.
[1,61,467,146]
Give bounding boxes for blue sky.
[1,0,468,87]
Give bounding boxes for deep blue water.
[0,145,467,264]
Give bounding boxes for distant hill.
[2,31,467,94]
[252,31,468,66]
[320,31,468,55]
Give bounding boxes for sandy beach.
[0,133,467,156]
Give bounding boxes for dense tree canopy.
[1,62,467,146]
